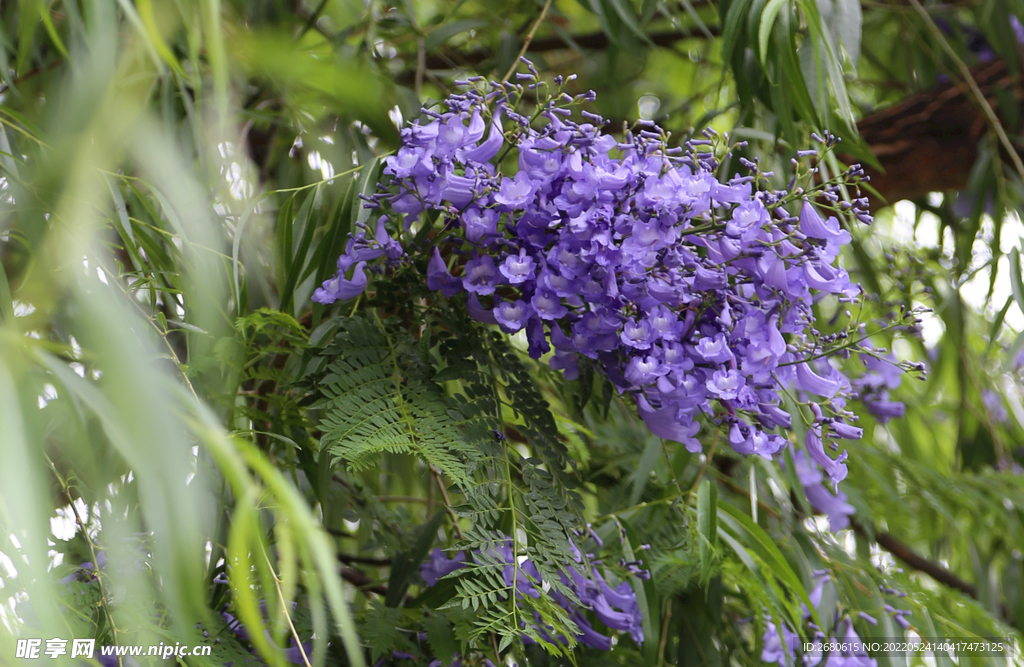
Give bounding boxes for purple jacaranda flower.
[696,333,734,364]
[626,355,669,386]
[427,247,463,297]
[493,299,532,332]
[462,112,504,163]
[462,207,499,244]
[800,201,851,247]
[531,288,568,320]
[761,617,799,666]
[500,248,536,284]
[796,449,855,531]
[463,254,500,295]
[860,349,904,389]
[467,293,497,324]
[283,639,314,665]
[421,549,467,586]
[1012,15,1024,44]
[494,171,538,209]
[829,420,863,440]
[863,396,905,422]
[796,363,842,398]
[312,261,368,304]
[646,305,685,341]
[621,318,655,350]
[706,369,745,401]
[806,429,848,488]
[728,421,786,460]
[441,171,478,207]
[637,395,701,452]
[324,68,889,524]
[692,265,727,290]
[807,570,830,610]
[660,342,695,372]
[758,402,792,429]
[574,613,614,650]
[727,199,769,243]
[385,146,434,179]
[525,317,550,358]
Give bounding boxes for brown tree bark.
[855,58,1023,208]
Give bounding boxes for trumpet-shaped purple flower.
[707,369,745,401]
[761,617,799,667]
[463,255,500,295]
[500,248,537,284]
[493,299,532,332]
[696,333,734,364]
[312,262,368,304]
[427,247,463,297]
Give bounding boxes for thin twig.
[338,553,392,566]
[906,0,1024,185]
[261,549,312,667]
[430,465,464,539]
[297,0,330,39]
[500,0,556,85]
[340,567,389,596]
[416,37,426,98]
[491,632,502,664]
[657,601,673,666]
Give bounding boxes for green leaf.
[721,0,754,65]
[352,157,383,230]
[630,436,663,506]
[360,601,404,662]
[758,0,788,64]
[986,295,1014,357]
[0,260,12,324]
[1010,248,1024,312]
[387,511,446,607]
[604,0,653,44]
[423,612,457,666]
[775,7,820,127]
[718,501,819,627]
[697,479,718,547]
[623,521,659,667]
[313,316,479,488]
[425,20,487,51]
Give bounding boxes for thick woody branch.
[854,58,1023,207]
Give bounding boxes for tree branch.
[416,27,720,75]
[852,522,977,598]
[854,58,1021,207]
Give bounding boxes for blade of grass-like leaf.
[758,0,788,64]
[985,295,1013,358]
[195,420,366,667]
[279,189,319,315]
[114,0,167,73]
[718,501,820,627]
[0,346,66,639]
[630,436,663,506]
[717,529,803,630]
[622,522,658,667]
[228,491,288,667]
[0,259,12,323]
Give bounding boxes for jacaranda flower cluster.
[313,63,912,519]
[421,541,645,651]
[761,569,911,666]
